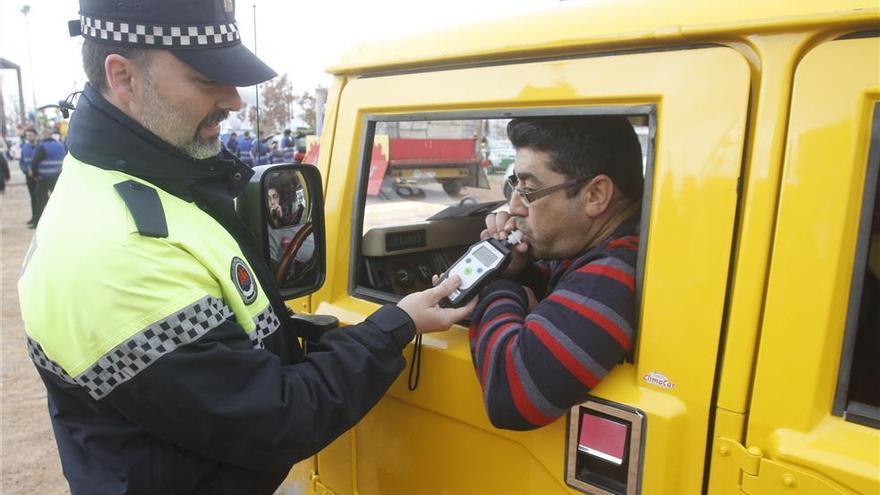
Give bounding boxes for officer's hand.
[480,211,529,276]
[397,275,477,334]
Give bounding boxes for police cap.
[69,0,276,87]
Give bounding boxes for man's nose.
[509,190,528,217]
[217,85,243,112]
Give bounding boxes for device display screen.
[472,245,498,265]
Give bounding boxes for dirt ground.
[1,165,69,494]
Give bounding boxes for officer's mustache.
[198,111,229,131]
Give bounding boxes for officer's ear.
[104,54,147,110]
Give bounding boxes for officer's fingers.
[424,275,462,304]
[479,228,491,240]
[427,296,476,332]
[431,274,440,286]
[448,296,478,321]
[514,242,529,254]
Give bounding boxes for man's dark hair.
[283,129,292,136]
[82,39,150,94]
[507,115,644,200]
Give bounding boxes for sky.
[0,0,562,122]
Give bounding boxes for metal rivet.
[232,172,242,181]
[718,445,729,456]
[782,474,795,487]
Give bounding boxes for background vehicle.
[240,1,880,494]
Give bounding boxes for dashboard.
[359,216,486,297]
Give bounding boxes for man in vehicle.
[18,1,474,493]
[473,115,643,430]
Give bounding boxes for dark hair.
[507,115,644,200]
[82,39,150,94]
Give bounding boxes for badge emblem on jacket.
[231,257,257,304]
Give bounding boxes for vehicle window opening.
[351,113,652,316]
[836,104,880,428]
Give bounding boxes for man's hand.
[397,275,477,334]
[270,204,283,219]
[481,211,530,276]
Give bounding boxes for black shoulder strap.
[113,180,168,238]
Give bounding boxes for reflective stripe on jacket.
[20,155,277,388]
[37,139,66,177]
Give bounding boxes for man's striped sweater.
[468,218,639,430]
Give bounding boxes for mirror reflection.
[265,169,317,289]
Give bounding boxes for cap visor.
[172,43,277,87]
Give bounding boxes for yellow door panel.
[315,46,750,494]
[747,36,880,494]
[743,458,858,495]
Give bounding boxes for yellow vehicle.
[240,1,880,493]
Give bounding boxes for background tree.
[295,91,316,131]
[248,74,295,135]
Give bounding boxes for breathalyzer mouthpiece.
[506,230,524,246]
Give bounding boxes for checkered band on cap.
[79,15,240,48]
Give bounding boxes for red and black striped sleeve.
[468,238,638,430]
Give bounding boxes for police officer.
[30,128,67,225]
[18,1,474,494]
[20,127,39,227]
[238,129,254,166]
[225,130,239,156]
[280,129,296,162]
[251,133,271,165]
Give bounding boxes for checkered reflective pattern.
[80,16,240,48]
[249,305,281,349]
[28,295,233,400]
[28,297,284,400]
[27,338,76,385]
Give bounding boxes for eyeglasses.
[506,174,594,206]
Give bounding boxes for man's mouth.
[199,111,229,134]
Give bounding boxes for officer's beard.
[140,75,225,161]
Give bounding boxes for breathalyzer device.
[438,230,524,307]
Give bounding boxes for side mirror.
[237,164,326,299]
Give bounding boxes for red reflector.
[578,413,628,465]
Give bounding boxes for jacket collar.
[67,83,253,200]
